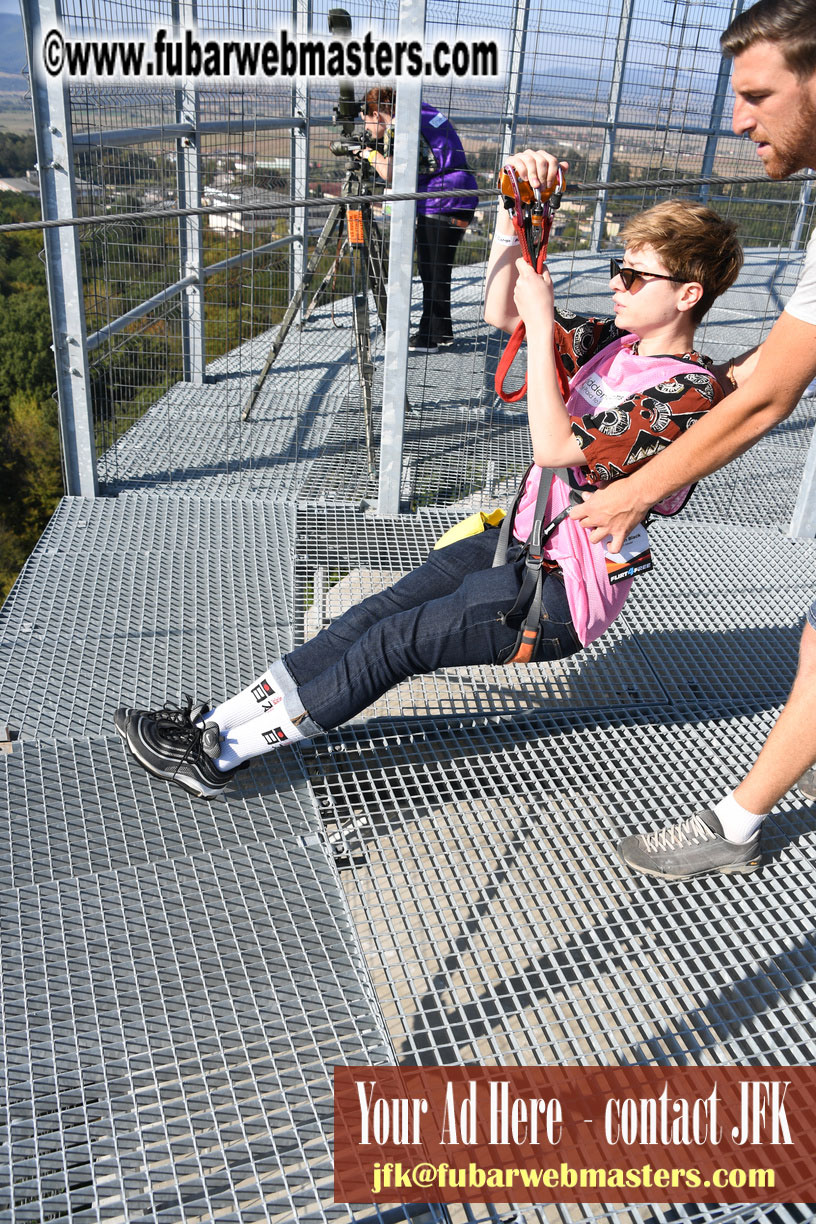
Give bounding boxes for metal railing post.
[174,0,205,385]
[700,0,745,204]
[791,177,815,252]
[377,0,424,515]
[590,0,633,252]
[499,0,530,168]
[20,0,97,497]
[290,0,311,303]
[789,420,816,538]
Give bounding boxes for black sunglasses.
[610,257,686,291]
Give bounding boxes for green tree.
[0,132,36,177]
[0,190,61,605]
[0,290,54,402]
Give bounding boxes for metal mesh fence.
[19,0,812,518]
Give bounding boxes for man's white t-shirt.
[785,226,816,325]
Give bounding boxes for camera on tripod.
[244,5,396,448]
[330,130,376,160]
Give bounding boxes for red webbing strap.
[494,211,571,404]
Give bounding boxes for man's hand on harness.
[569,478,652,554]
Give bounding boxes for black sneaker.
[124,709,239,800]
[617,809,762,881]
[113,696,208,742]
[408,333,438,352]
[799,769,816,801]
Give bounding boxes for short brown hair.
[721,0,816,80]
[621,200,743,323]
[363,86,395,116]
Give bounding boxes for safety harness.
[494,164,569,404]
[490,165,580,664]
[488,168,710,661]
[492,463,586,664]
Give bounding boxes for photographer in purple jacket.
[359,86,478,351]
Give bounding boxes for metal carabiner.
[549,165,565,213]
[500,163,527,230]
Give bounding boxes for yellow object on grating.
[433,507,506,550]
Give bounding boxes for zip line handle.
[495,163,568,403]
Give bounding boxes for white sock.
[208,662,294,731]
[714,792,767,844]
[215,706,307,770]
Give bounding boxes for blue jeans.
[283,529,582,730]
[808,596,816,632]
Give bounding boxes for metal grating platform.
[3,257,816,1223]
[672,431,816,527]
[621,518,816,705]
[0,735,319,890]
[0,839,396,1223]
[96,253,816,532]
[0,497,298,741]
[510,1202,813,1224]
[295,508,814,720]
[295,503,668,718]
[305,701,816,1068]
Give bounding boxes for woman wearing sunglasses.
[483,146,743,660]
[115,149,743,801]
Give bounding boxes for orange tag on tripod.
[347,208,364,245]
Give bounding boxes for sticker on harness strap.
[603,522,652,584]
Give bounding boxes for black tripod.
[241,154,389,470]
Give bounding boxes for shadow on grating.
[300,703,816,1069]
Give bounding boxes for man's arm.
[570,310,816,550]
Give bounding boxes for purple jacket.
[417,103,478,218]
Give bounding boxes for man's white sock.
[208,663,294,731]
[216,707,306,770]
[715,792,767,844]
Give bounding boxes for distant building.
[74,178,105,204]
[207,172,238,192]
[0,175,38,196]
[204,185,289,234]
[255,157,290,173]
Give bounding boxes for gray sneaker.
[617,808,762,881]
[799,769,816,801]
